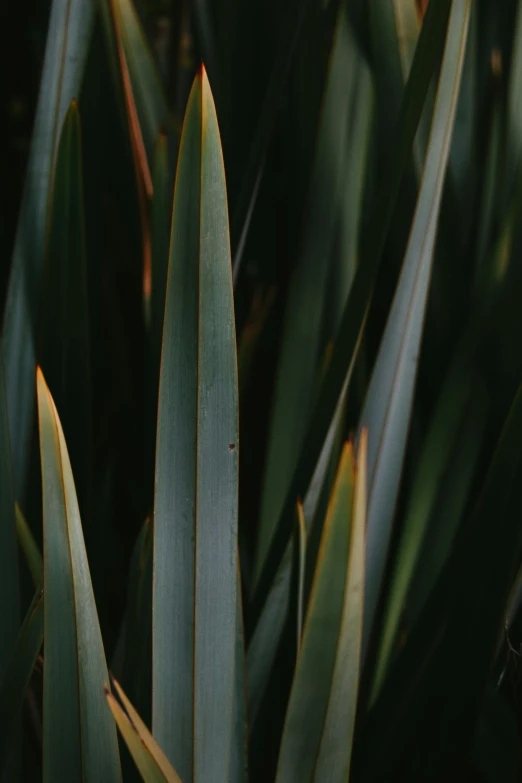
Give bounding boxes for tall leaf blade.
[254,4,363,584]
[153,69,239,783]
[37,369,121,783]
[358,0,471,655]
[2,0,95,500]
[313,430,367,783]
[275,443,355,783]
[250,0,452,625]
[40,100,91,520]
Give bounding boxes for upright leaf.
[153,69,239,783]
[40,101,91,521]
[313,430,367,783]
[250,0,452,625]
[37,369,121,782]
[275,443,355,783]
[358,0,471,656]
[254,5,363,584]
[2,0,95,500]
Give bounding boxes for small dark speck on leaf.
[228,443,235,451]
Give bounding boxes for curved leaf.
[358,0,471,656]
[153,68,239,783]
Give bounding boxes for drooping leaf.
[275,443,355,783]
[106,679,182,783]
[153,69,239,783]
[358,0,471,657]
[37,368,121,782]
[0,583,43,775]
[2,0,95,501]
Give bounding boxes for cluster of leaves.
[3,0,522,781]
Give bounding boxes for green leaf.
[358,0,471,656]
[153,68,239,783]
[111,0,173,166]
[230,568,248,783]
[370,359,486,701]
[506,0,522,196]
[150,132,172,375]
[254,4,365,584]
[294,502,307,653]
[2,0,95,501]
[0,341,19,676]
[250,0,452,628]
[39,100,91,521]
[0,583,43,774]
[405,376,487,625]
[275,443,355,783]
[231,0,314,278]
[106,679,182,783]
[37,368,121,782]
[313,430,367,783]
[354,384,522,781]
[15,503,42,588]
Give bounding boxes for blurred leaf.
[369,0,431,176]
[354,384,522,781]
[153,69,239,782]
[112,0,173,166]
[113,518,152,735]
[231,0,314,279]
[15,503,42,588]
[294,502,306,653]
[2,0,95,501]
[37,368,121,782]
[106,679,182,783]
[0,583,43,775]
[358,0,471,657]
[506,0,522,196]
[370,356,485,700]
[247,504,305,727]
[0,341,19,674]
[313,430,367,783]
[405,376,487,625]
[250,0,452,628]
[254,4,365,584]
[40,100,91,522]
[471,684,521,783]
[275,443,354,783]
